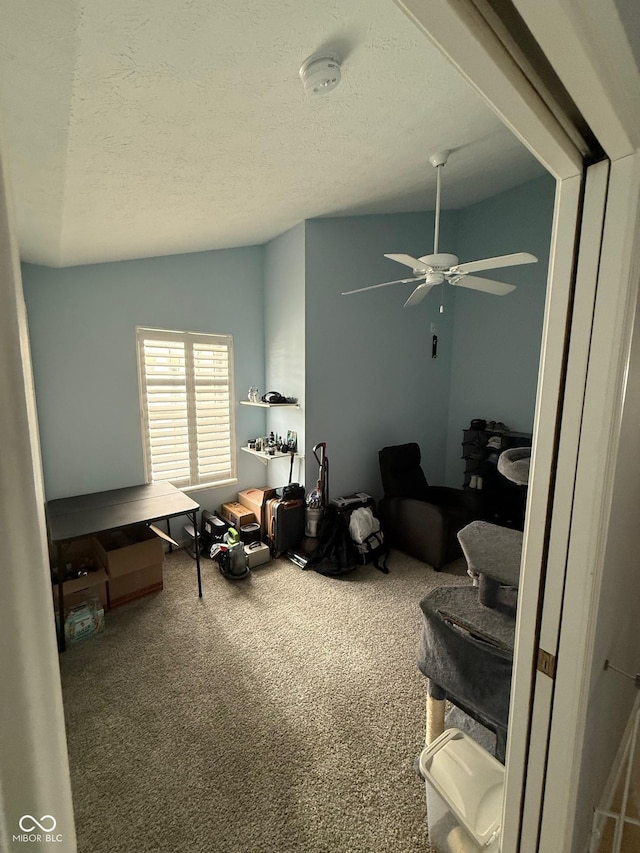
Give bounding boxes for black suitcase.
[266,497,304,556]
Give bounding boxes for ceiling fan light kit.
[299,56,342,96]
[342,149,538,308]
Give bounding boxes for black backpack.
[348,506,390,574]
[351,529,389,574]
[307,505,358,577]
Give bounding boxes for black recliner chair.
[378,442,476,570]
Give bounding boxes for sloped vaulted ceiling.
[0,0,545,267]
[0,0,80,265]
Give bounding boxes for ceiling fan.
[342,150,538,308]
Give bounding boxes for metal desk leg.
[191,510,202,597]
[57,543,66,652]
[166,518,173,552]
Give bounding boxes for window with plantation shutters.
[136,327,236,490]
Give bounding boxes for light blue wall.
[444,174,556,486]
[22,247,265,504]
[22,177,554,508]
[263,223,306,489]
[304,212,458,500]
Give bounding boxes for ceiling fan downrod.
[428,150,449,255]
[434,161,442,254]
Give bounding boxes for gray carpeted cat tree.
[418,446,531,762]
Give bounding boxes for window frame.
[136,326,237,492]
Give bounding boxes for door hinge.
[537,648,557,680]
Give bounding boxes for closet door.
[534,148,640,853]
[512,155,610,853]
[505,4,640,845]
[393,0,640,849]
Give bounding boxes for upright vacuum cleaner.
[285,441,329,567]
[305,442,328,538]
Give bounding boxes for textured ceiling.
[0,0,546,267]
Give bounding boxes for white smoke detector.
[299,56,342,95]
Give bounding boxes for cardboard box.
[52,567,109,614]
[220,501,256,530]
[63,597,105,644]
[50,536,100,581]
[92,524,164,607]
[237,488,276,536]
[107,563,163,608]
[92,524,164,578]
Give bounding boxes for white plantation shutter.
[137,328,236,489]
[140,336,190,485]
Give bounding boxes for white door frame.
[394,0,640,848]
[538,152,640,851]
[0,149,77,845]
[516,156,613,853]
[506,161,606,852]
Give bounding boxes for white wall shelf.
[240,401,299,408]
[240,446,302,465]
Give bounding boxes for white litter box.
[419,728,504,852]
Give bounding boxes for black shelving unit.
[462,428,532,529]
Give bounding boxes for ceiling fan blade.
[403,282,435,307]
[451,252,538,275]
[384,253,432,272]
[341,276,423,296]
[450,275,516,295]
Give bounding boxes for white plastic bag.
[348,507,380,544]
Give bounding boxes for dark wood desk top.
[47,482,199,543]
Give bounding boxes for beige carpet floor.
[59,547,471,853]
